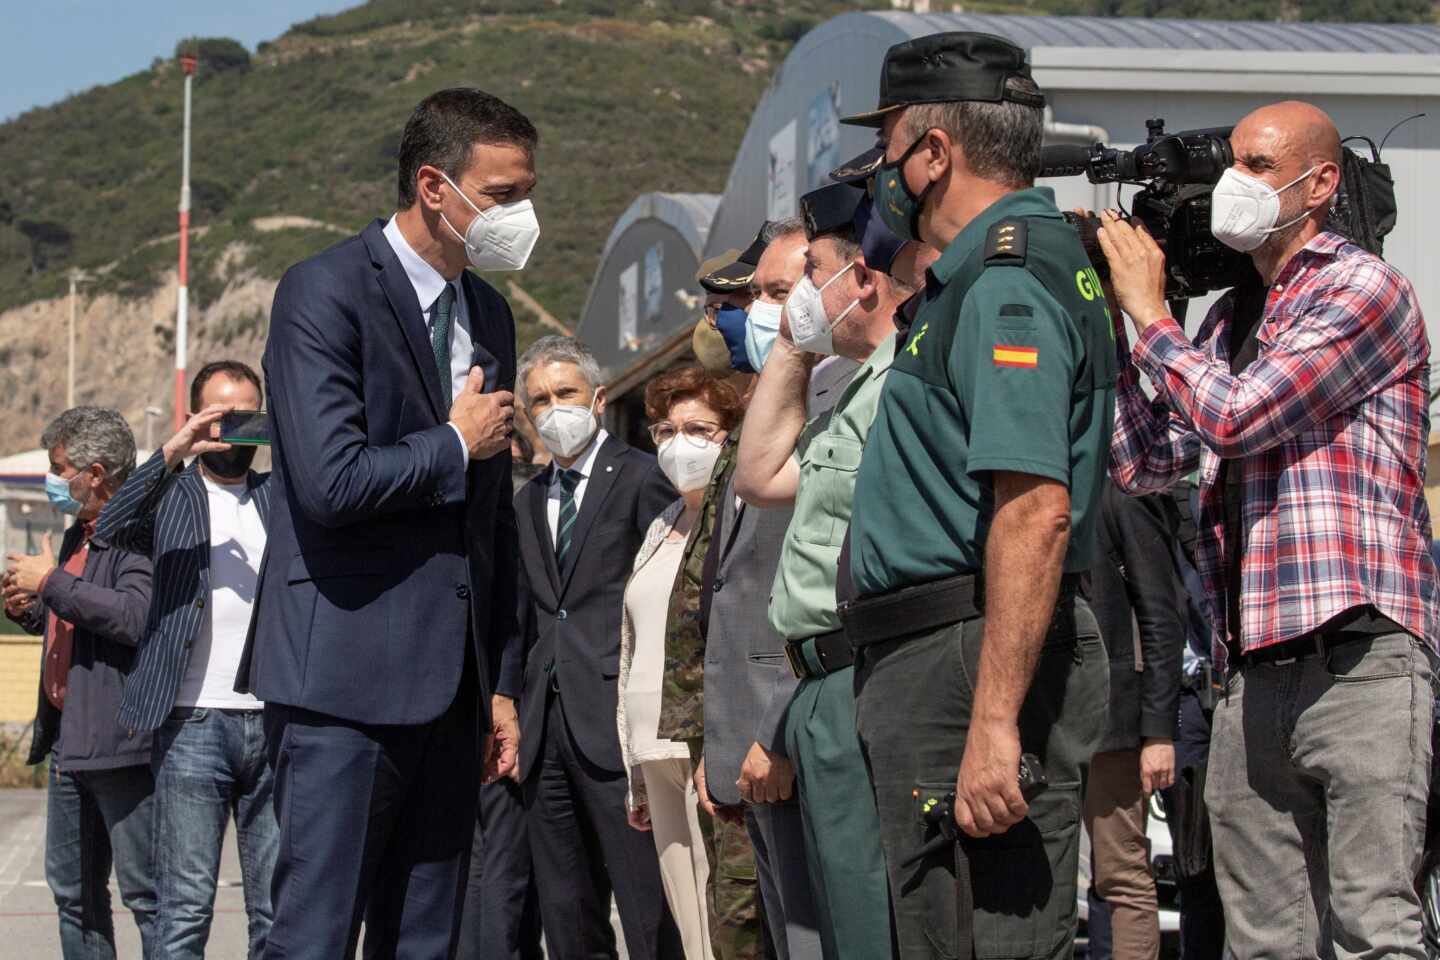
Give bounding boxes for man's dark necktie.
[555,468,581,568]
[432,284,455,396]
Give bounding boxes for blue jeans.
[46,762,158,960]
[152,707,278,960]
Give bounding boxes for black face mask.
[200,446,257,480]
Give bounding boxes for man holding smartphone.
[96,360,277,959]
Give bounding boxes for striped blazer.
[93,450,271,732]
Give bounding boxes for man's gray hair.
[762,217,806,244]
[903,77,1045,186]
[517,336,603,406]
[40,406,137,485]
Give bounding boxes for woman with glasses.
[617,365,742,959]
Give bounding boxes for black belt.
[1232,630,1367,670]
[784,630,853,680]
[838,571,1088,649]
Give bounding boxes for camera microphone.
[1039,144,1094,179]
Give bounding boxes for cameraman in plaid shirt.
[1098,100,1439,958]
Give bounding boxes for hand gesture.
[1140,737,1176,797]
[627,802,652,832]
[6,533,57,597]
[1095,210,1171,336]
[954,719,1028,838]
[736,741,795,804]
[449,367,515,461]
[163,404,234,470]
[483,694,520,784]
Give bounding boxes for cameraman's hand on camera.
[1096,210,1171,336]
[450,366,515,460]
[163,405,234,470]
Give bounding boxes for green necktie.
[432,284,455,395]
[555,468,581,568]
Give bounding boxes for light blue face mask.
[745,300,784,372]
[45,472,84,516]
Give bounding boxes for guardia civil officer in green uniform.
[837,33,1114,960]
[735,179,930,958]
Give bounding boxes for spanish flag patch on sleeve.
[993,345,1039,368]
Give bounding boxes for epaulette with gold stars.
[984,219,1028,267]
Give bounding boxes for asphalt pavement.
[0,787,629,959]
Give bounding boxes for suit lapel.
[249,471,272,528]
[365,220,447,422]
[559,437,626,597]
[181,464,210,585]
[528,474,561,601]
[717,485,746,572]
[460,273,503,390]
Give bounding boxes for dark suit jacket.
[1092,480,1184,752]
[94,451,271,733]
[240,218,520,726]
[515,435,675,778]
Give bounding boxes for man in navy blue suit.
[241,88,535,959]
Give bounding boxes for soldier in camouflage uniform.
[658,242,770,960]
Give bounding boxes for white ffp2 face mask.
[786,263,859,356]
[439,171,540,271]
[657,435,722,493]
[1210,165,1317,253]
[535,394,599,459]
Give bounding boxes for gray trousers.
[853,595,1108,960]
[1207,631,1435,960]
[747,802,823,959]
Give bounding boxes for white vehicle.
[1077,792,1181,943]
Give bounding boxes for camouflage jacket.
[656,432,739,741]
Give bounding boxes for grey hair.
[516,335,603,406]
[903,76,1044,187]
[40,406,137,485]
[761,217,806,244]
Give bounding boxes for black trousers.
[262,659,479,960]
[524,690,683,960]
[456,777,542,960]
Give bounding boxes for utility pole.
[66,269,89,408]
[175,51,198,430]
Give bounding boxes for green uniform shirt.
[769,332,898,641]
[849,187,1116,596]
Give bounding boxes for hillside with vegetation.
[0,0,1434,454]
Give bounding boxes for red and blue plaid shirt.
[1109,232,1438,666]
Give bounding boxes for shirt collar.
[383,215,461,313]
[929,186,1062,287]
[550,428,610,485]
[1272,230,1349,288]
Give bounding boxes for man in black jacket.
[1085,480,1184,960]
[511,336,680,959]
[4,407,155,960]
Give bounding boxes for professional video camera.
[1040,118,1256,302]
[1041,116,1408,304]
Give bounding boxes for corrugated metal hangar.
[578,11,1440,411]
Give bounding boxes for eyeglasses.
[648,419,723,447]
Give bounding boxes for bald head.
[1231,101,1342,179]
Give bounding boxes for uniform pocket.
[794,434,863,546]
[966,783,1081,959]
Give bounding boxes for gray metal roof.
[863,11,1440,54]
[597,192,719,266]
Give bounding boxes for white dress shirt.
[547,429,609,546]
[382,215,475,462]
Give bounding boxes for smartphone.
[218,411,272,446]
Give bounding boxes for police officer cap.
[828,144,884,188]
[800,184,865,243]
[698,224,770,293]
[841,31,1045,128]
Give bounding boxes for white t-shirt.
[174,477,267,710]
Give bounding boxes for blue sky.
[1,0,358,122]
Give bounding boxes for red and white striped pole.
[175,52,197,430]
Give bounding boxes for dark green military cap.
[800,184,865,243]
[841,31,1044,128]
[699,223,769,293]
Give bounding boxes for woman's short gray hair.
[40,407,137,485]
[516,336,603,406]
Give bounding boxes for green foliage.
[175,37,252,74]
